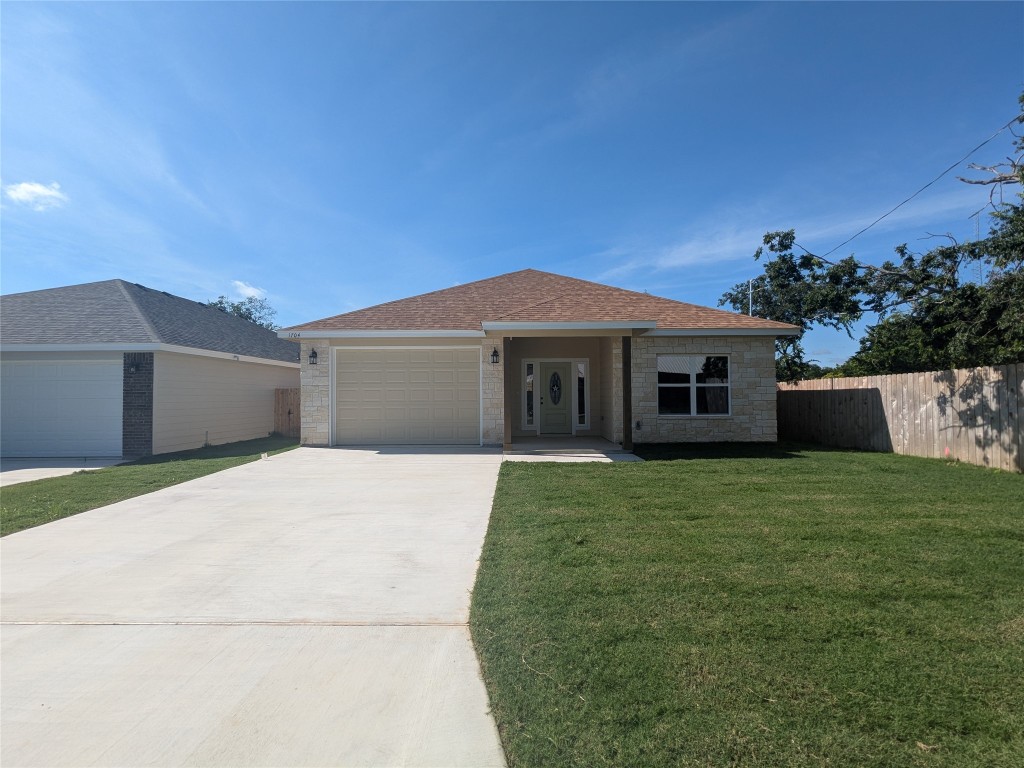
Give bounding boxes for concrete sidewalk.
[1,447,507,767]
[0,457,124,487]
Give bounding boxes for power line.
[819,115,1021,259]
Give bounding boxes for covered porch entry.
[492,330,639,453]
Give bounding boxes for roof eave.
[0,342,299,367]
[481,321,657,331]
[643,327,799,337]
[277,329,486,339]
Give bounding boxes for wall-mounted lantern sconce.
[308,349,318,365]
[490,347,500,365]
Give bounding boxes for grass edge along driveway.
[470,443,1024,768]
[1,435,298,536]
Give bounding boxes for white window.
[657,355,730,415]
[575,361,589,428]
[524,362,535,428]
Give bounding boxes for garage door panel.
[334,348,480,445]
[456,425,478,440]
[384,388,409,403]
[1,359,122,457]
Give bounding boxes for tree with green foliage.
[721,95,1023,381]
[208,295,278,330]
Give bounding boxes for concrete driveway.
[1,447,507,767]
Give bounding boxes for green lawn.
[1,435,298,536]
[470,443,1024,768]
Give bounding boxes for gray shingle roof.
[1,280,300,364]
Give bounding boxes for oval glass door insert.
[549,371,562,405]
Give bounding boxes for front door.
[539,362,572,434]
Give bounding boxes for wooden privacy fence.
[274,388,301,438]
[777,364,1023,473]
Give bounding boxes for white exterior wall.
[152,351,299,454]
[630,335,777,443]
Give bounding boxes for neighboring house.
[280,269,798,449]
[0,280,300,458]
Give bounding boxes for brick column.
[123,352,154,457]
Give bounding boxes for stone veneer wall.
[631,336,777,443]
[481,340,504,445]
[300,341,330,446]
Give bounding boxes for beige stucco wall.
[152,351,299,455]
[630,335,777,443]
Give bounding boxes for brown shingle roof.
[283,269,798,333]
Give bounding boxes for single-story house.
[1,279,300,458]
[280,269,798,449]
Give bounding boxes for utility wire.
[819,115,1021,258]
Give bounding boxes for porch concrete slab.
[0,457,124,487]
[2,447,506,768]
[503,436,643,463]
[504,452,643,463]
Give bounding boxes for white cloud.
[232,280,266,299]
[597,183,988,285]
[4,181,69,211]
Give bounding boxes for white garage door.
[1,358,123,457]
[334,348,480,445]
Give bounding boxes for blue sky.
[2,1,1021,365]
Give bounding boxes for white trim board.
[483,321,656,331]
[642,328,796,337]
[281,330,485,339]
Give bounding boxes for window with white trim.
[524,362,535,428]
[657,355,730,415]
[575,361,589,428]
